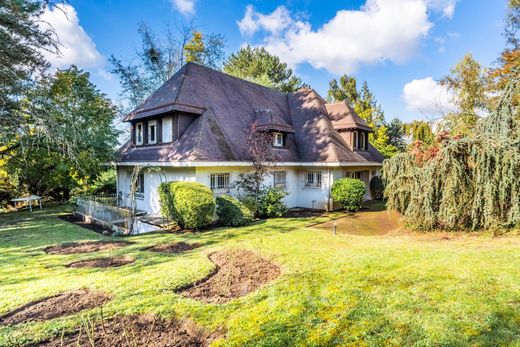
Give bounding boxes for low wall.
[76,197,132,231]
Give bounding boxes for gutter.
[110,161,384,168]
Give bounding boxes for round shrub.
[158,181,215,229]
[370,175,385,200]
[331,178,366,212]
[216,195,254,226]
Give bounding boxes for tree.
[234,120,276,202]
[223,46,304,92]
[488,0,519,105]
[383,78,520,231]
[327,75,359,105]
[440,54,488,137]
[0,0,59,154]
[110,23,225,110]
[5,67,119,199]
[407,120,435,145]
[387,118,407,152]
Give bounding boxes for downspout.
[327,168,332,211]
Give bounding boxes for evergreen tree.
[387,118,407,152]
[327,75,359,105]
[223,46,304,92]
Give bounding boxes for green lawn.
[0,205,520,346]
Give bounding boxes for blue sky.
[44,0,508,122]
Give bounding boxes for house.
[115,63,384,215]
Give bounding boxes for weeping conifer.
[383,78,519,230]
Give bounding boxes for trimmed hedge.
[331,178,366,212]
[158,181,215,229]
[216,195,254,226]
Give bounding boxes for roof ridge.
[173,63,190,104]
[187,62,288,96]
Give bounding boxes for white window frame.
[148,120,157,145]
[273,132,284,147]
[273,171,287,189]
[304,171,323,189]
[353,131,359,149]
[210,173,230,195]
[360,132,365,150]
[135,122,144,146]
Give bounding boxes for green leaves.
[331,178,366,212]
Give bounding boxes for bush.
[158,181,215,229]
[331,178,366,212]
[370,175,385,200]
[258,187,288,218]
[239,196,259,217]
[216,195,254,226]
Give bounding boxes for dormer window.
[148,120,157,145]
[353,131,358,149]
[360,132,365,150]
[135,122,143,146]
[273,132,284,147]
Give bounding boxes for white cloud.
[237,0,458,74]
[402,77,456,117]
[40,4,103,69]
[238,5,292,36]
[171,0,195,15]
[427,0,457,18]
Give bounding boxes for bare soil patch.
[37,314,222,347]
[178,250,280,304]
[144,242,202,254]
[286,208,327,218]
[0,289,110,325]
[58,214,110,235]
[44,240,131,255]
[67,256,135,268]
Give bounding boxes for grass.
[0,204,520,346]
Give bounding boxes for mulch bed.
[58,214,111,235]
[66,256,135,268]
[178,250,281,304]
[0,289,111,325]
[44,240,132,255]
[144,242,202,254]
[36,314,222,347]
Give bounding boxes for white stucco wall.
[116,164,382,214]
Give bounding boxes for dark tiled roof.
[117,63,384,164]
[325,102,374,132]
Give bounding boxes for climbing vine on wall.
[383,78,520,230]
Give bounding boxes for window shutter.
[157,118,162,143]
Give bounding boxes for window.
[273,132,284,147]
[162,116,173,142]
[135,123,143,145]
[360,132,365,150]
[148,120,157,144]
[131,173,144,199]
[210,173,230,193]
[274,171,287,188]
[353,131,358,149]
[304,171,323,189]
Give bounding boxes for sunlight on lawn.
[0,204,519,346]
